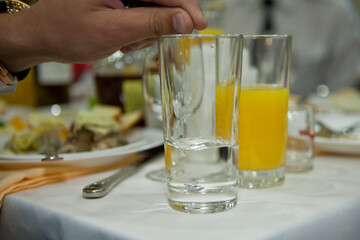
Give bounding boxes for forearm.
[0,0,207,74]
[0,9,49,73]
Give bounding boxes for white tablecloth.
[1,154,360,240]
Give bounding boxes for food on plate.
[59,105,143,153]
[330,88,360,112]
[9,115,27,130]
[1,114,29,134]
[315,119,360,141]
[3,113,68,154]
[1,105,143,155]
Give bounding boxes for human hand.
[0,0,207,72]
[118,0,208,53]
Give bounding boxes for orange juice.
[215,81,236,141]
[199,28,224,35]
[164,143,172,170]
[238,86,289,170]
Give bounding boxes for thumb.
[142,7,195,35]
[116,7,194,40]
[170,11,193,34]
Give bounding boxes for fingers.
[102,0,125,9]
[104,0,207,51]
[111,7,195,42]
[140,0,208,30]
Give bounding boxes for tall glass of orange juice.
[238,35,292,188]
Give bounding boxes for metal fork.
[38,133,63,161]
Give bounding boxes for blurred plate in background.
[0,127,163,167]
[315,136,360,155]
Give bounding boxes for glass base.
[238,166,285,188]
[168,198,237,214]
[145,168,166,182]
[286,163,313,173]
[286,157,314,173]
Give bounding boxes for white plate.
[0,127,163,166]
[315,137,360,155]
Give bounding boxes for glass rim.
[158,33,242,40]
[243,34,291,39]
[158,34,290,40]
[288,104,315,112]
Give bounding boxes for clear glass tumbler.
[286,104,315,173]
[159,34,242,213]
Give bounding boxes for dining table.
[0,150,360,240]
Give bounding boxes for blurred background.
[1,0,359,122]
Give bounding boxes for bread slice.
[92,104,122,121]
[60,106,143,153]
[120,109,143,133]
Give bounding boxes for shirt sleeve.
[0,80,17,94]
